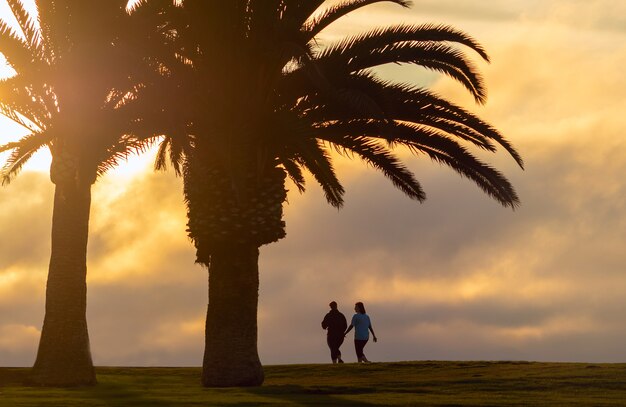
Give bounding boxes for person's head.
[329,301,338,310]
[354,302,366,314]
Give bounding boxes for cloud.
[86,169,197,285]
[85,170,209,365]
[0,324,40,366]
[0,173,53,270]
[87,283,206,366]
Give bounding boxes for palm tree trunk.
[202,243,264,387]
[184,158,286,387]
[30,181,96,386]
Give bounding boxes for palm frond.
[168,133,190,176]
[409,138,519,208]
[357,80,523,167]
[282,0,327,29]
[327,77,497,151]
[0,74,52,132]
[7,0,41,52]
[382,85,524,167]
[0,102,43,134]
[282,70,391,121]
[154,136,170,172]
[0,19,33,70]
[318,33,487,103]
[319,130,426,201]
[316,120,519,208]
[34,0,59,61]
[286,70,523,169]
[0,131,51,185]
[333,86,389,120]
[303,0,411,41]
[318,23,489,62]
[95,134,160,178]
[293,137,344,208]
[279,157,306,194]
[154,135,187,176]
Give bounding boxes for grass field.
[1,361,625,406]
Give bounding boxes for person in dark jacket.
[321,301,348,363]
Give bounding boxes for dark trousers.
[327,335,344,360]
[354,339,368,360]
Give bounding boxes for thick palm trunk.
[30,181,96,386]
[184,158,287,387]
[202,243,263,387]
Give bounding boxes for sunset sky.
[1,1,625,366]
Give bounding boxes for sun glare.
[126,0,182,12]
[0,2,160,178]
[105,144,161,178]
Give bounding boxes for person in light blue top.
[344,302,377,363]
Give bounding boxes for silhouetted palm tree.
[134,0,524,387]
[0,0,151,385]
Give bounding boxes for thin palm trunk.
[202,243,264,387]
[30,180,96,386]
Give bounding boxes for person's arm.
[322,315,328,330]
[344,324,353,337]
[369,324,377,342]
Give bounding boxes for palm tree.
[133,0,523,387]
[0,0,152,385]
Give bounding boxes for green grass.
[1,361,625,406]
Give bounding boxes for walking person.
[321,301,348,363]
[344,302,377,363]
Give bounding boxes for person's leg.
[327,336,337,363]
[330,336,345,362]
[337,337,344,363]
[361,346,370,363]
[355,339,368,362]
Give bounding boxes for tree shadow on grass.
[0,368,172,407]
[244,384,379,406]
[1,368,381,406]
[0,368,30,386]
[82,382,175,407]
